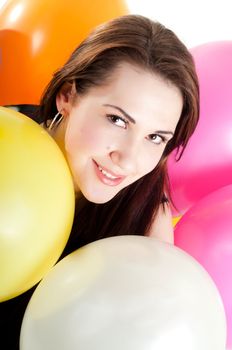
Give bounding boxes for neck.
[42,121,82,198]
[42,120,66,154]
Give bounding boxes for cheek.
[66,119,107,155]
[78,127,99,151]
[138,149,164,175]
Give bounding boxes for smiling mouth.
[93,160,126,186]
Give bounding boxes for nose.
[109,138,140,175]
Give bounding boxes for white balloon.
[20,236,226,350]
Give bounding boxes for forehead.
[85,62,183,130]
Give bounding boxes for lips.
[93,160,126,186]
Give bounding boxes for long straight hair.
[39,15,199,252]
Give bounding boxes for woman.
[1,14,199,349]
[39,14,199,250]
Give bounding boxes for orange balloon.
[0,0,128,105]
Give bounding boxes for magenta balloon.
[174,185,232,348]
[168,41,232,215]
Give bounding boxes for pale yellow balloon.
[20,236,227,350]
[0,106,75,302]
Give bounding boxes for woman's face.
[56,62,183,203]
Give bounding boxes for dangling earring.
[48,111,64,131]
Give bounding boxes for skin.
[51,62,183,243]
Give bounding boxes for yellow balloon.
[172,216,181,227]
[0,107,75,302]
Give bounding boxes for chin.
[81,188,118,204]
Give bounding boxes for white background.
[126,0,232,48]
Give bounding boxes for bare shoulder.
[147,202,174,244]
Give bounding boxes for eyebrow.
[103,104,136,124]
[103,103,174,136]
[155,130,174,136]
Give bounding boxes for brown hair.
[39,14,199,252]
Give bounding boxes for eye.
[106,114,128,129]
[148,133,167,145]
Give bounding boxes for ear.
[56,82,77,115]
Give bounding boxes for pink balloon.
[168,41,232,215]
[174,185,232,348]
